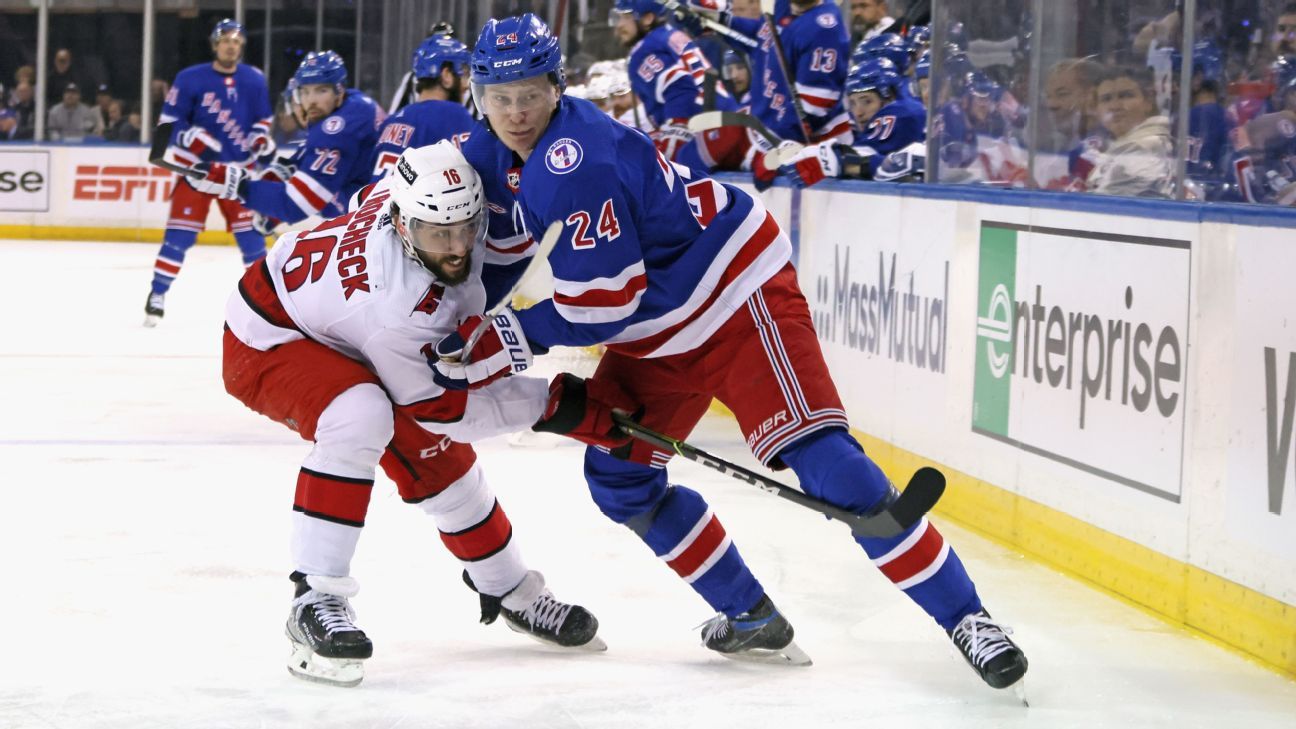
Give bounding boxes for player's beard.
[428,251,472,285]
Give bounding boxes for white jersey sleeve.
[224,177,550,441]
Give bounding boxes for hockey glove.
[653,119,693,161]
[779,143,862,188]
[532,373,638,448]
[165,126,222,168]
[246,130,277,162]
[431,309,534,390]
[185,162,248,200]
[752,140,803,191]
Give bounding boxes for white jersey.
[225,178,549,443]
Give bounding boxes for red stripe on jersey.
[293,468,374,527]
[610,213,781,358]
[800,92,837,109]
[812,120,854,143]
[289,175,328,211]
[238,260,300,331]
[487,237,534,255]
[554,272,648,310]
[154,259,181,275]
[666,514,728,579]
[402,390,469,424]
[440,500,513,561]
[353,181,378,207]
[878,522,946,585]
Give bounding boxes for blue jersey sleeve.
[514,161,646,349]
[248,68,274,132]
[245,113,361,223]
[159,68,196,130]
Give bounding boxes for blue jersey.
[244,89,384,223]
[629,23,732,129]
[934,101,976,168]
[368,99,475,183]
[160,63,273,164]
[728,5,850,142]
[467,97,791,357]
[1185,102,1228,181]
[853,96,926,157]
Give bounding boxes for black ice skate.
[143,292,165,327]
[285,573,373,687]
[699,594,812,666]
[948,609,1028,692]
[465,570,606,651]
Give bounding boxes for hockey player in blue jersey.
[369,35,476,182]
[186,51,383,227]
[144,18,274,326]
[611,0,744,172]
[436,14,1027,690]
[778,56,925,187]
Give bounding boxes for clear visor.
[406,210,486,257]
[471,77,557,117]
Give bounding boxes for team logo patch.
[545,138,582,175]
[324,116,346,134]
[506,167,522,192]
[816,13,837,28]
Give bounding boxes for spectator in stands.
[850,0,895,46]
[1039,58,1101,153]
[47,48,91,106]
[1086,66,1173,198]
[47,82,103,142]
[1271,4,1296,60]
[11,81,34,139]
[94,84,114,129]
[103,99,138,142]
[10,65,33,106]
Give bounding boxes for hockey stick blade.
[458,220,564,364]
[147,121,205,179]
[612,412,943,538]
[688,111,782,146]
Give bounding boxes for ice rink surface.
[4,240,1296,729]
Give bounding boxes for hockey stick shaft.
[688,110,784,147]
[611,412,946,538]
[762,13,813,144]
[147,121,205,179]
[459,220,564,364]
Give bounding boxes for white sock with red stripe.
[416,463,527,597]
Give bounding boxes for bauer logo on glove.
[431,308,534,390]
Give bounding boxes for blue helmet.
[965,71,1000,99]
[412,35,471,79]
[211,18,244,43]
[914,49,931,80]
[852,33,910,74]
[846,58,901,99]
[905,25,931,49]
[1172,40,1224,83]
[293,50,348,91]
[612,0,668,17]
[471,14,564,88]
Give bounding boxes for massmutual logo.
[971,222,1191,502]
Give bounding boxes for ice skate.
[948,609,1028,692]
[143,292,165,327]
[285,573,373,687]
[466,570,606,651]
[699,594,812,666]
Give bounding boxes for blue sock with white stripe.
[234,230,268,266]
[151,229,197,295]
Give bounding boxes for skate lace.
[698,613,731,643]
[520,592,572,633]
[295,591,358,635]
[953,612,1014,667]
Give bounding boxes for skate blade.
[713,640,813,667]
[1010,678,1029,707]
[143,314,162,328]
[286,642,365,688]
[505,621,609,652]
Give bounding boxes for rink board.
[1,144,1293,677]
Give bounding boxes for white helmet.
[387,141,485,271]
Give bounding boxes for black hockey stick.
[611,412,945,538]
[688,110,784,147]
[762,13,813,144]
[147,121,204,178]
[660,0,758,49]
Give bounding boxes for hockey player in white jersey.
[222,142,634,686]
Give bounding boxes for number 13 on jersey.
[566,198,621,250]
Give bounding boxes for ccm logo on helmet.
[494,58,523,68]
[397,158,417,185]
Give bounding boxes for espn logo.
[73,165,174,202]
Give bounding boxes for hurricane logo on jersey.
[545,138,582,175]
[324,116,346,134]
